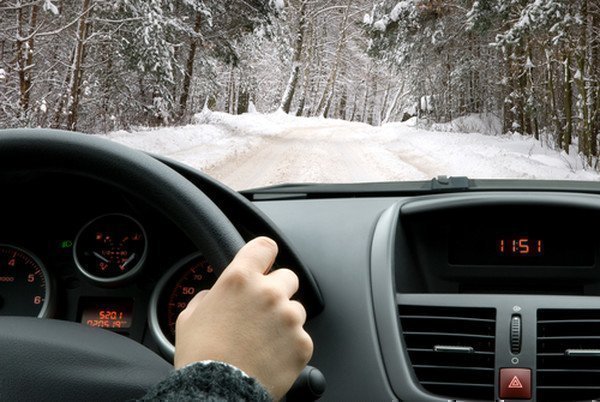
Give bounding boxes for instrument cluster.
[0,207,220,360]
[0,173,232,361]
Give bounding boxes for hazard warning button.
[499,368,531,399]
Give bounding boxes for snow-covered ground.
[101,110,600,190]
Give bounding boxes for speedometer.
[148,253,217,358]
[0,244,52,317]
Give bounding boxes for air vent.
[537,309,600,401]
[398,305,496,400]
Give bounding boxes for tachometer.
[0,244,52,317]
[74,213,147,285]
[148,253,217,358]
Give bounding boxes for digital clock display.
[498,237,544,257]
[449,229,594,267]
[79,298,133,329]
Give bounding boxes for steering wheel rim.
[0,128,246,400]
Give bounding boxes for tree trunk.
[296,69,309,116]
[16,4,26,114]
[17,4,38,114]
[225,66,235,113]
[502,46,514,133]
[66,0,93,131]
[382,81,405,124]
[577,53,591,158]
[315,1,351,116]
[52,48,75,128]
[280,0,307,113]
[336,86,347,120]
[361,82,370,123]
[379,81,391,124]
[546,51,563,149]
[178,12,202,119]
[368,79,378,125]
[516,45,530,136]
[589,3,599,159]
[238,90,250,114]
[349,91,358,121]
[564,53,573,151]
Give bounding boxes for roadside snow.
[102,111,600,190]
[379,122,598,181]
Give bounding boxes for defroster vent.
[538,309,600,401]
[398,305,496,400]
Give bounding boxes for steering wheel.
[0,129,246,400]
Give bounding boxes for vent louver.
[398,305,496,400]
[537,309,600,401]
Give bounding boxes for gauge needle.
[120,253,136,269]
[93,252,109,263]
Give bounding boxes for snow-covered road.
[103,111,600,191]
[204,124,438,189]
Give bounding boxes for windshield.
[1,0,599,190]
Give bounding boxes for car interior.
[2,129,600,402]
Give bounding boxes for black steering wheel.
[0,129,246,400]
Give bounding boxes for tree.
[279,0,308,113]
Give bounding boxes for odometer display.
[149,253,217,357]
[80,298,133,329]
[0,245,51,317]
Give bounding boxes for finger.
[267,268,299,298]
[229,237,278,275]
[288,300,307,326]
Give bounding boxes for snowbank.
[381,119,597,181]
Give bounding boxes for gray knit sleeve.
[139,361,272,401]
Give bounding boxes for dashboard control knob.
[286,365,326,401]
[511,315,522,354]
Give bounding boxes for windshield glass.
[1,0,599,190]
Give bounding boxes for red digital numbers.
[82,308,130,329]
[99,310,124,320]
[498,237,543,256]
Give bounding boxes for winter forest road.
[106,112,599,189]
[203,123,440,191]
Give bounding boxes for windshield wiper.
[242,176,471,200]
[241,176,600,201]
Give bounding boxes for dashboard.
[3,156,600,401]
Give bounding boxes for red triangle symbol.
[508,375,523,389]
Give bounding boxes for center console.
[371,193,600,401]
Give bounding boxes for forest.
[0,0,599,165]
